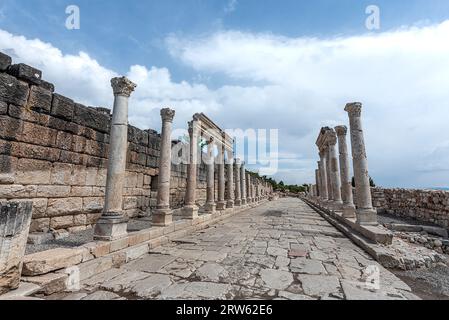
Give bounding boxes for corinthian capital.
[161,108,175,122]
[344,102,362,117]
[325,129,338,146]
[335,125,348,136]
[111,77,137,97]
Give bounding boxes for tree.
[352,176,376,188]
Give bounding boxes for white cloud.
[2,21,449,188]
[166,22,449,188]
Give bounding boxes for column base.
[241,199,247,205]
[234,199,242,206]
[216,201,227,211]
[356,208,378,226]
[330,200,343,211]
[152,208,173,226]
[94,215,128,241]
[204,202,216,213]
[226,200,234,209]
[342,204,356,218]
[182,205,199,219]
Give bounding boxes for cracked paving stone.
[82,291,122,300]
[124,274,173,299]
[100,271,149,292]
[260,268,294,290]
[290,258,327,275]
[194,263,229,282]
[160,282,234,300]
[297,274,341,298]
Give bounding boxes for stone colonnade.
[313,102,377,226]
[93,79,274,240]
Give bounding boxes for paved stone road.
[46,198,419,300]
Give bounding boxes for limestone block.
[73,214,87,226]
[30,198,48,218]
[0,101,7,115]
[7,63,42,85]
[10,141,60,162]
[19,121,55,147]
[70,186,93,197]
[0,73,29,106]
[123,196,138,210]
[35,185,70,198]
[0,115,22,140]
[0,185,37,199]
[96,169,107,186]
[50,163,73,185]
[82,197,104,213]
[22,248,84,276]
[15,158,52,185]
[51,94,74,121]
[73,104,110,134]
[47,198,83,217]
[0,201,33,294]
[22,273,68,295]
[29,218,50,233]
[85,167,98,186]
[50,215,74,229]
[0,52,12,71]
[26,85,52,113]
[55,131,73,151]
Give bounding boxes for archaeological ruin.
[0,51,448,300]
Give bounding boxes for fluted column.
[335,125,356,218]
[152,108,175,226]
[204,139,216,213]
[94,77,136,241]
[234,159,242,206]
[216,143,227,211]
[183,120,200,219]
[226,149,234,208]
[318,153,329,202]
[345,102,377,225]
[327,129,343,209]
[240,162,247,205]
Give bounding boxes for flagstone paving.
[44,198,419,300]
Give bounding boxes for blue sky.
[1,1,449,188]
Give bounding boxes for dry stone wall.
[370,188,449,229]
[0,52,208,234]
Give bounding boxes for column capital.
[235,158,242,166]
[161,108,175,123]
[111,77,137,97]
[335,125,348,136]
[344,102,362,117]
[325,129,338,146]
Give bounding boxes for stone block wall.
[370,188,449,229]
[0,53,208,234]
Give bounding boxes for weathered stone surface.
[0,52,12,71]
[124,274,172,298]
[297,274,341,297]
[260,269,293,290]
[26,86,53,114]
[0,201,33,294]
[73,104,110,133]
[160,282,233,300]
[22,248,84,276]
[51,93,75,121]
[7,63,42,85]
[290,258,327,275]
[82,290,121,300]
[22,273,68,295]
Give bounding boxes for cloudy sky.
[1,0,449,188]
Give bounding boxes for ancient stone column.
[315,169,321,198]
[318,154,329,202]
[204,139,216,213]
[216,143,227,211]
[183,120,200,219]
[325,146,334,205]
[94,77,136,240]
[153,108,176,226]
[226,150,234,208]
[234,159,242,206]
[0,201,33,294]
[335,125,356,218]
[240,162,247,205]
[327,129,343,209]
[246,172,252,203]
[345,102,377,225]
